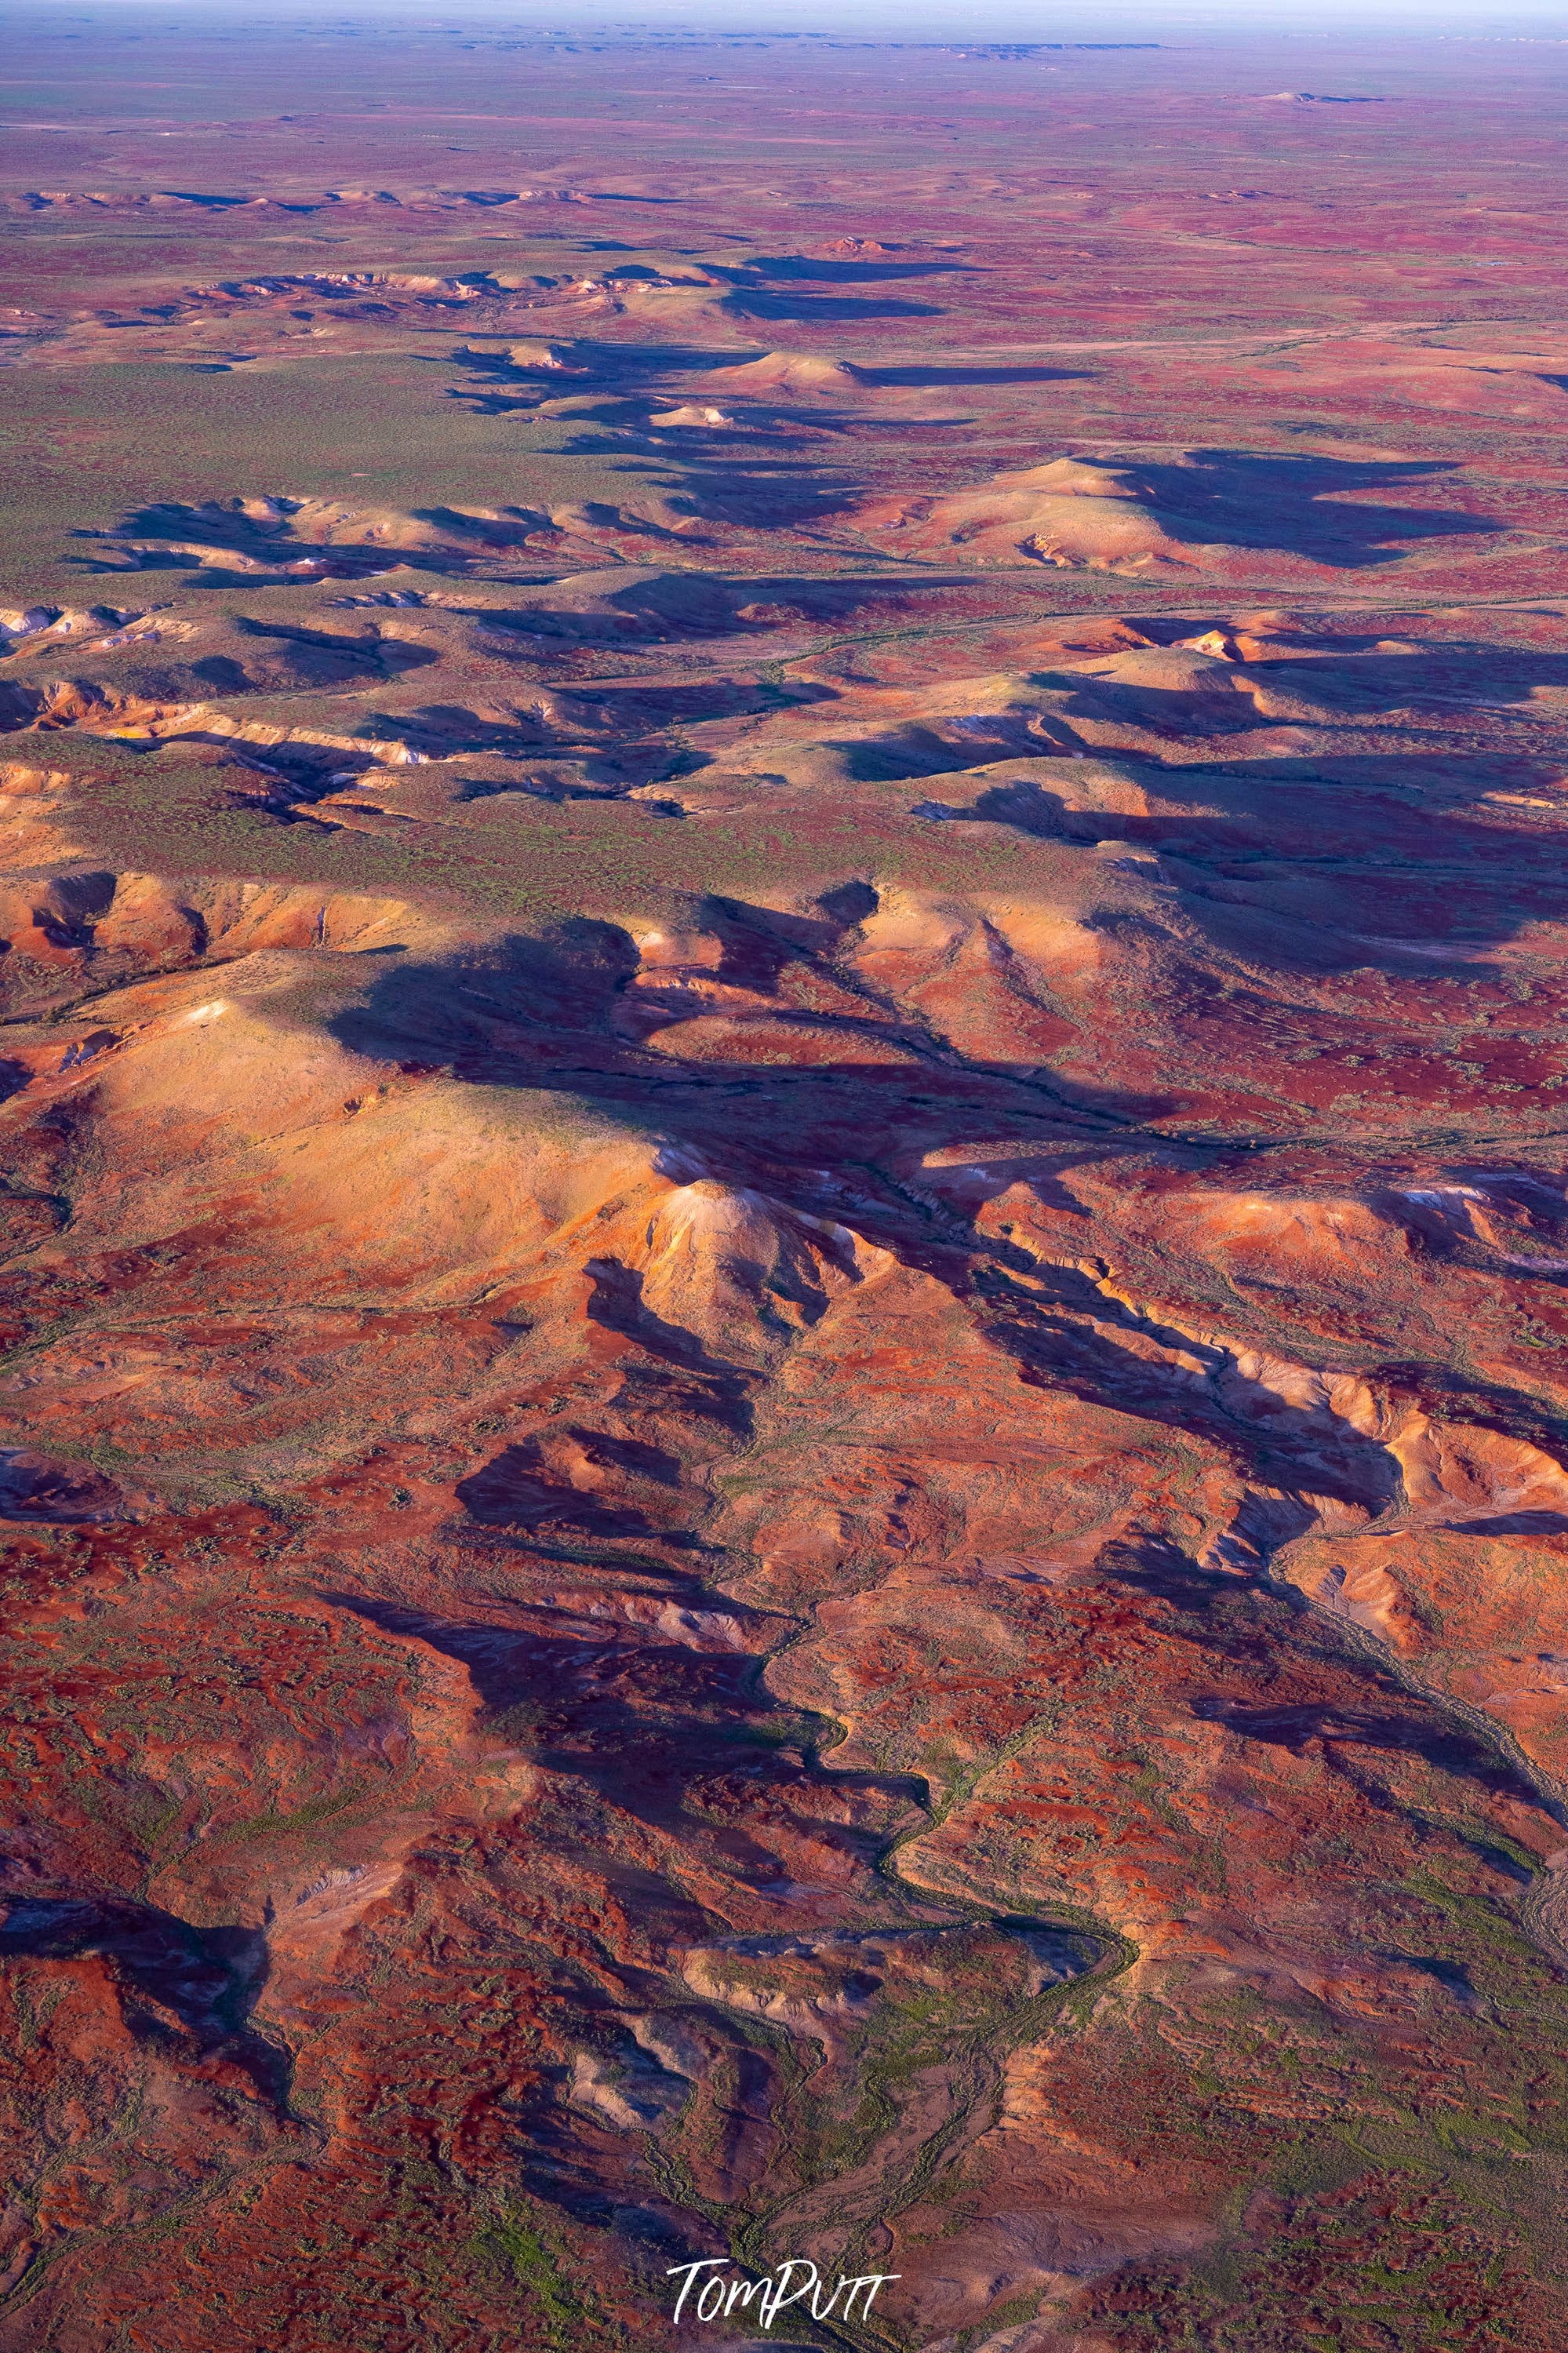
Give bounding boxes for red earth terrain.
[3,15,1568,2351]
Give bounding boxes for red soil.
[3,20,1568,2353]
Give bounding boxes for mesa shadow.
[858,363,1091,388]
[73,500,562,584]
[1191,1695,1549,1814]
[0,1446,125,1522]
[1095,1545,1561,1836]
[0,1896,289,2107]
[1246,638,1568,714]
[1093,628,1568,719]
[1132,450,1494,567]
[917,749,1568,971]
[461,570,1033,643]
[233,617,442,679]
[629,456,871,531]
[449,340,786,394]
[326,916,1151,1187]
[719,290,946,323]
[741,257,976,282]
[327,911,1568,1532]
[323,1587,920,1883]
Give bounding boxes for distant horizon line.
[5,0,1567,32]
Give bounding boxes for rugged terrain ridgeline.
[4,20,1568,2352]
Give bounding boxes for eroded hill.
[4,21,1568,2353]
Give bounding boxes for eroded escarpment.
[5,872,1568,2351]
[10,587,1568,2352]
[8,28,1568,2349]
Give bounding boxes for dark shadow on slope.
[1130,450,1493,568]
[188,653,253,691]
[320,921,1385,1519]
[325,1584,924,1896]
[328,883,1568,1517]
[1094,1544,1559,1829]
[327,914,1133,1167]
[719,291,944,323]
[463,570,1003,644]
[351,703,595,759]
[1450,1509,1568,1536]
[1191,1696,1547,1811]
[457,1427,704,1539]
[0,1448,125,1523]
[231,618,443,682]
[1223,641,1568,716]
[973,1263,1405,1518]
[915,746,1568,974]
[860,362,1090,387]
[72,498,562,584]
[551,678,832,730]
[638,458,868,532]
[449,339,770,393]
[740,257,975,283]
[0,1895,289,2107]
[583,1260,761,1432]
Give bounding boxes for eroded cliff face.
[5,862,1568,2349]
[5,22,1568,2353]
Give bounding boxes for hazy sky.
[24,0,1568,27]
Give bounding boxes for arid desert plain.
[3,13,1568,2349]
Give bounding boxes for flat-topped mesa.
[703,348,871,398]
[851,453,1191,570]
